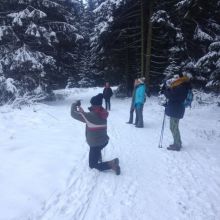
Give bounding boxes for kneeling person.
[71,93,120,175]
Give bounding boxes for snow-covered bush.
[194,41,220,91]
[192,90,220,106]
[10,84,55,108]
[1,45,56,94]
[115,84,127,98]
[66,77,78,89]
[78,77,95,88]
[0,75,54,107]
[0,76,18,105]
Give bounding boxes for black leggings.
[89,144,110,171]
[105,98,111,110]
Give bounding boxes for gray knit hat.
[138,77,145,84]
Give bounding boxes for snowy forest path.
[8,89,219,220]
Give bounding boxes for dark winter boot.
[108,158,120,175]
[167,144,181,151]
[135,125,144,128]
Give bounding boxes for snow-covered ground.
[0,88,220,220]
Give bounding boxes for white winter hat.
[183,72,193,79]
[138,77,145,84]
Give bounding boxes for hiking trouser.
[170,117,182,146]
[89,144,111,171]
[135,104,144,127]
[105,98,111,110]
[128,107,135,123]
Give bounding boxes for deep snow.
[0,88,220,220]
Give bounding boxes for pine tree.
[90,0,220,92]
[0,0,83,104]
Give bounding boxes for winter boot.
[135,125,144,128]
[167,144,181,151]
[108,158,120,175]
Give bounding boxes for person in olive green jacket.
[71,93,120,175]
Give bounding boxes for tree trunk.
[140,0,147,77]
[145,0,153,85]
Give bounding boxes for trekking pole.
[158,111,166,148]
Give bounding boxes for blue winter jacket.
[134,84,146,106]
[164,82,190,119]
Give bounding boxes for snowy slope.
[0,88,220,220]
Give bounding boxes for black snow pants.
[128,107,135,123]
[104,98,111,111]
[89,144,111,171]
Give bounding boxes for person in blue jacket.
[126,79,138,124]
[134,77,147,128]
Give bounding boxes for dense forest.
[0,0,219,104]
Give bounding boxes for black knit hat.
[90,93,103,106]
